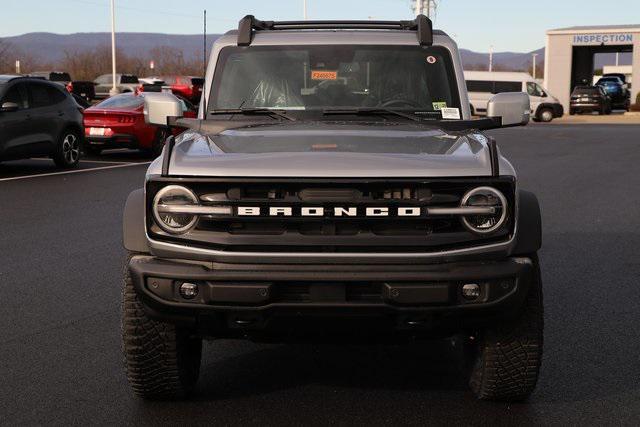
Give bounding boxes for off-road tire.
[122,254,202,399]
[468,255,543,402]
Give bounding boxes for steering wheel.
[381,99,420,109]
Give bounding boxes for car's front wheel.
[53,129,81,168]
[538,108,554,123]
[122,254,202,399]
[468,255,543,401]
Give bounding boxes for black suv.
[0,75,83,167]
[569,85,612,115]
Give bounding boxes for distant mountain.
[1,32,222,64]
[460,48,545,71]
[1,32,633,71]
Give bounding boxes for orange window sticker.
[311,70,338,80]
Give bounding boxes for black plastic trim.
[160,135,175,177]
[123,188,149,253]
[512,190,542,255]
[237,14,433,46]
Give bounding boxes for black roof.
[0,75,23,84]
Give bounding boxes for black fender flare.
[512,189,542,255]
[123,188,149,253]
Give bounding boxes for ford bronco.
[121,15,543,402]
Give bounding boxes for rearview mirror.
[143,92,184,126]
[487,92,530,127]
[1,102,19,113]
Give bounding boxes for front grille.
[147,178,515,253]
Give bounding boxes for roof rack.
[237,14,433,47]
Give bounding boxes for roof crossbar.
[237,14,433,47]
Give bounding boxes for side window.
[2,83,29,109]
[29,83,58,108]
[46,85,67,104]
[493,81,522,94]
[96,75,113,84]
[466,80,493,93]
[527,82,545,97]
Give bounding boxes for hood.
[153,122,512,178]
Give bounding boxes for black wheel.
[468,255,543,401]
[122,254,202,399]
[53,129,81,168]
[538,108,553,123]
[149,128,169,158]
[569,109,575,115]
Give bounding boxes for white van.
[464,71,563,122]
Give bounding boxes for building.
[544,25,640,110]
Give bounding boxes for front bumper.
[128,255,535,339]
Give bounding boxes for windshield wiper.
[322,108,431,122]
[208,108,296,121]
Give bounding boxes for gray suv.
[122,16,542,402]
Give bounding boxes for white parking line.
[0,162,151,182]
[30,157,145,165]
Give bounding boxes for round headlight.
[152,185,199,234]
[460,186,508,234]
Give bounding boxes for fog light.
[462,283,481,300]
[179,282,198,299]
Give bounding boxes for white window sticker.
[441,107,461,120]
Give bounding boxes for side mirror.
[487,92,530,127]
[143,92,183,126]
[1,102,19,113]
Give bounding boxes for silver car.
[121,15,542,402]
[93,73,139,99]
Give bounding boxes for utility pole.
[303,0,308,20]
[414,0,434,17]
[109,0,118,96]
[532,53,538,79]
[489,45,493,72]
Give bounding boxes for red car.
[158,75,204,104]
[83,93,196,157]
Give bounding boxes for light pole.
[489,45,493,72]
[303,0,307,20]
[109,0,118,97]
[532,53,538,79]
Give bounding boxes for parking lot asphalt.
[1,124,639,426]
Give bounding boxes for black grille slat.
[147,178,515,253]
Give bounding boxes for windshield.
[209,45,460,116]
[597,78,619,84]
[572,87,599,95]
[95,94,144,109]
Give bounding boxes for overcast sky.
[2,0,639,52]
